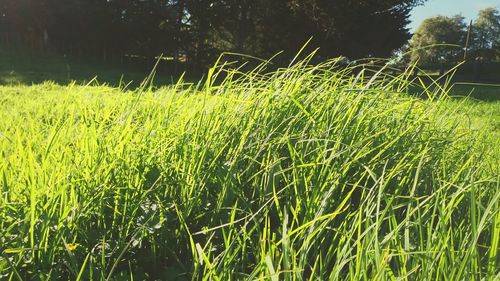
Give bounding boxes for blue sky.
[409,0,500,31]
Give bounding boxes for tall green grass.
[0,57,498,280]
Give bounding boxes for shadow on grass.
[2,47,500,101]
[448,83,500,101]
[0,47,194,88]
[407,74,500,102]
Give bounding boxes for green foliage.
[407,7,500,67]
[0,58,499,280]
[408,15,467,66]
[471,7,500,61]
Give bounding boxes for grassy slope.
[0,60,499,280]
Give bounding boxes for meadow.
[0,57,499,280]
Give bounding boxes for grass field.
[0,58,499,280]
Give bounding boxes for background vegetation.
[0,0,424,67]
[405,7,499,83]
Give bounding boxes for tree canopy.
[407,15,467,66]
[471,7,500,61]
[407,7,500,66]
[0,0,425,67]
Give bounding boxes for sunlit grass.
[0,57,499,280]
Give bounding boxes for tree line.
[406,7,500,67]
[0,0,425,68]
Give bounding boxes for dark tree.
[0,0,427,67]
